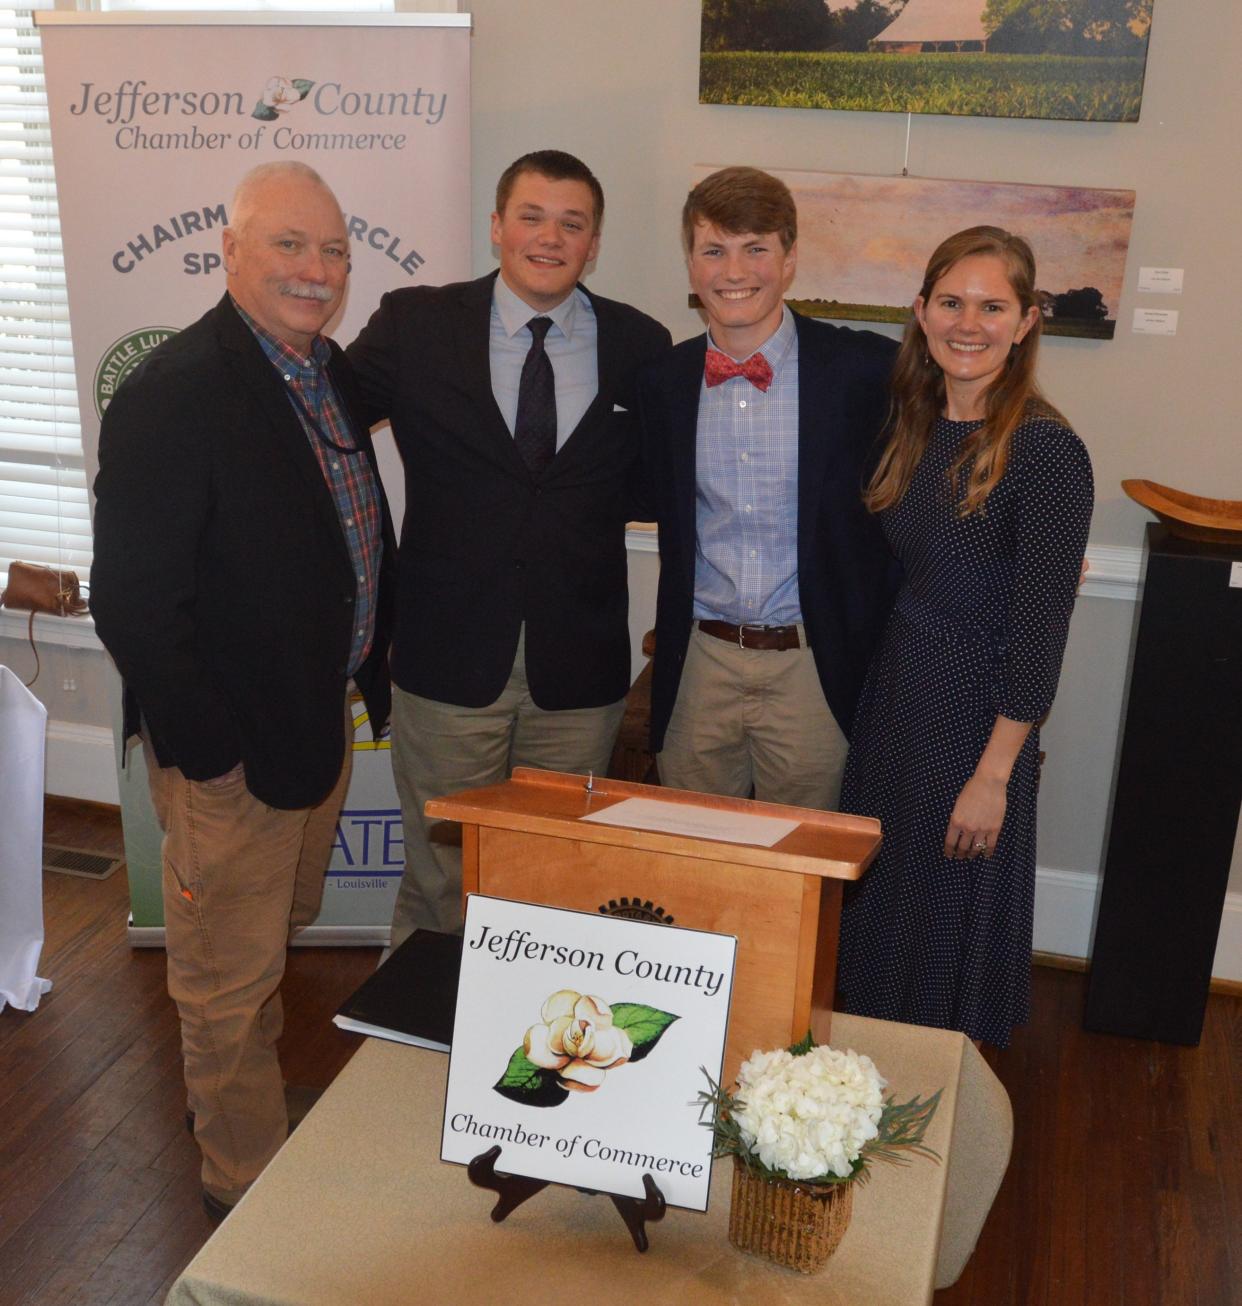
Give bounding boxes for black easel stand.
[467,1145,667,1252]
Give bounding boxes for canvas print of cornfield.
[699,0,1155,122]
[689,165,1135,339]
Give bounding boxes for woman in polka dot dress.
[836,227,1093,1048]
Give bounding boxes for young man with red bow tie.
[637,166,899,808]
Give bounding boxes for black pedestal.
[1084,524,1242,1045]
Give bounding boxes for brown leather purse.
[1,561,88,686]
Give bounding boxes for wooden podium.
[426,769,882,1081]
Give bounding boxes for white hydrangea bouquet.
[699,1034,941,1271]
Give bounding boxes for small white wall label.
[1132,308,1179,336]
[1137,266,1184,294]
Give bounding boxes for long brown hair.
[864,226,1065,517]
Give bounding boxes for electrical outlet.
[61,677,77,692]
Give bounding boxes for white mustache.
[279,281,336,303]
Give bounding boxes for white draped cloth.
[0,665,52,1012]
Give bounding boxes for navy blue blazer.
[348,272,671,711]
[637,311,899,754]
[92,295,396,810]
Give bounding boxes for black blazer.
[91,295,396,811]
[638,311,900,754]
[347,272,671,710]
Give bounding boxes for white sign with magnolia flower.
[441,895,737,1211]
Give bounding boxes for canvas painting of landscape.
[699,0,1155,122]
[688,165,1136,339]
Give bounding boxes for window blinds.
[0,3,91,586]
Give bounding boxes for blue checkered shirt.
[693,308,802,626]
[234,299,384,676]
[490,276,598,450]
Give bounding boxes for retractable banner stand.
[36,12,472,941]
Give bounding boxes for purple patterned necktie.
[514,316,556,474]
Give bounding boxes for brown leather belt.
[698,620,801,651]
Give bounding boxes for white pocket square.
[612,403,628,413]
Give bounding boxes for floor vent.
[43,844,123,881]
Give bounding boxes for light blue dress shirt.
[490,275,599,451]
[692,307,802,626]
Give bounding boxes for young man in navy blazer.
[638,167,898,808]
[348,151,671,944]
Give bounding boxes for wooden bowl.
[1122,480,1242,544]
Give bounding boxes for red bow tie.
[704,348,773,393]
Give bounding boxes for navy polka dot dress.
[836,413,1093,1048]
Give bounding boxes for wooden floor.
[2,800,1239,1305]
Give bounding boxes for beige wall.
[0,636,106,724]
[467,0,1239,547]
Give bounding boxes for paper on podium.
[579,796,799,848]
[0,666,53,1013]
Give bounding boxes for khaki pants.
[144,701,352,1204]
[389,627,626,946]
[657,624,848,809]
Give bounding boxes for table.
[168,1014,1011,1305]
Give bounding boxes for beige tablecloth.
[168,1013,1011,1305]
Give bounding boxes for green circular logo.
[93,326,178,419]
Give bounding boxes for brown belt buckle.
[739,623,768,649]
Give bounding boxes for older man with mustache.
[91,161,396,1224]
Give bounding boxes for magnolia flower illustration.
[494,990,678,1108]
[524,990,633,1092]
[263,76,299,112]
[251,77,315,122]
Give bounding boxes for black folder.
[333,928,463,1052]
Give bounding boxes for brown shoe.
[202,1189,236,1227]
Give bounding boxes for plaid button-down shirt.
[234,299,384,676]
[693,307,802,626]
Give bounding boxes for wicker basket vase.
[727,1156,855,1274]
